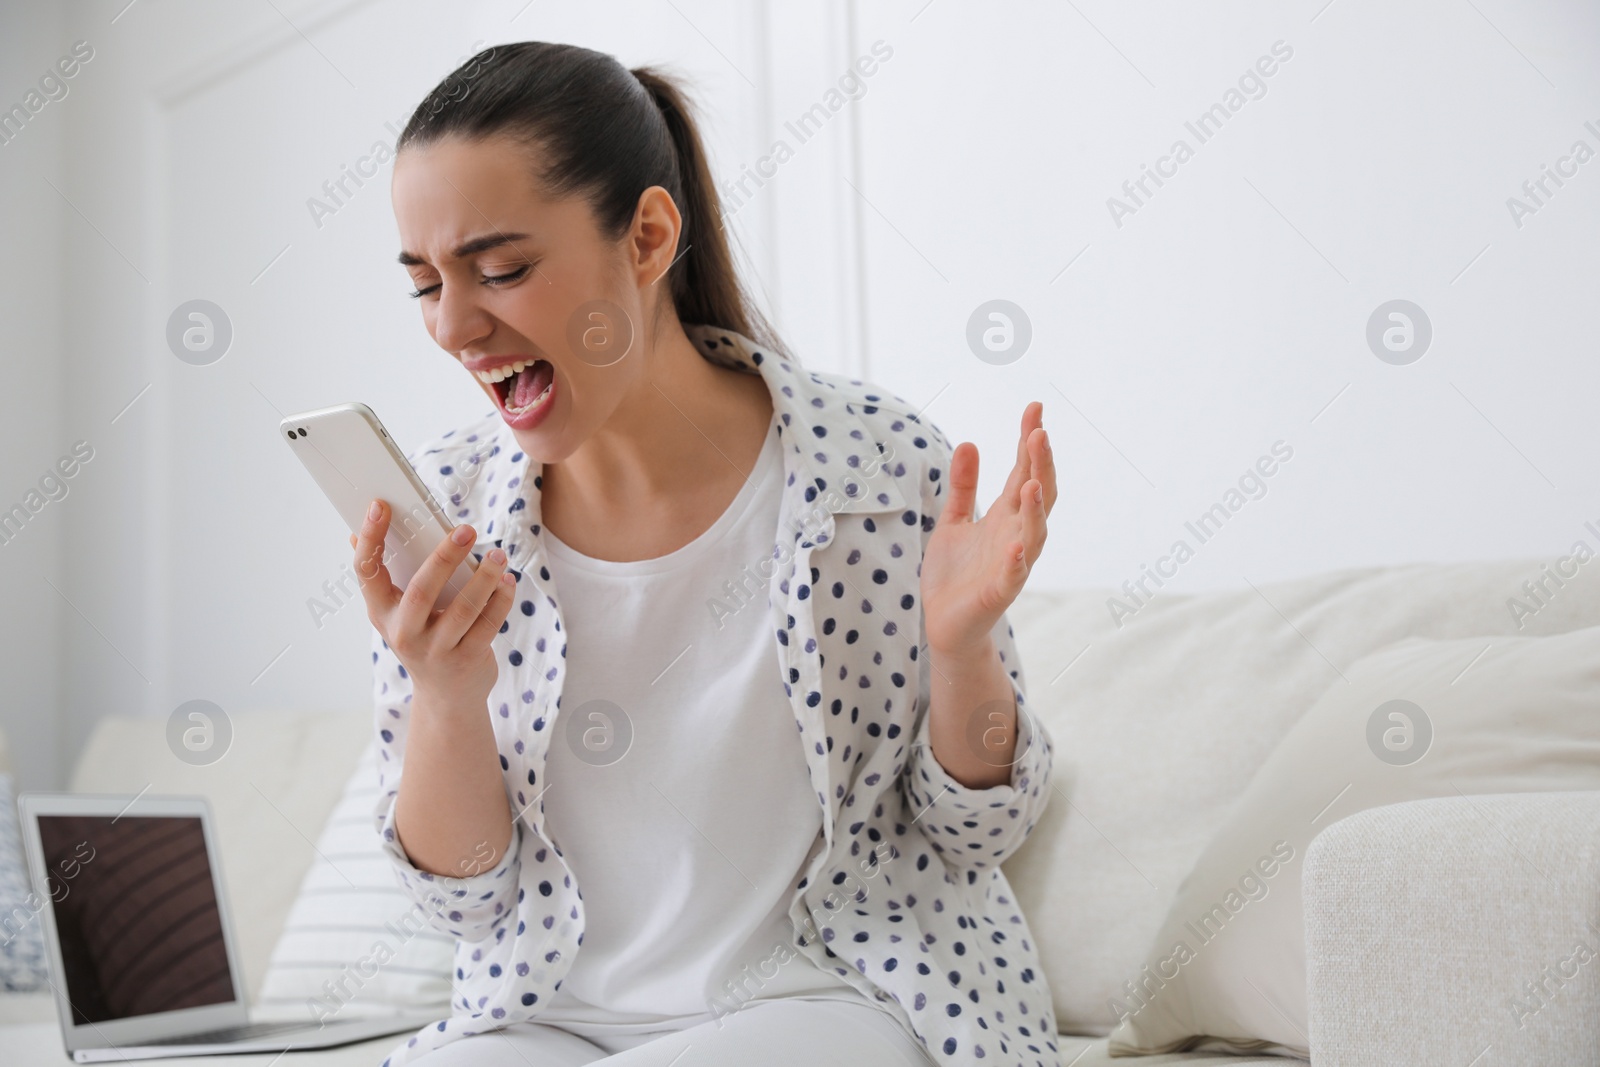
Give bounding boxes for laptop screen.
[36,813,236,1025]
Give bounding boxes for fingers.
[397,522,479,630]
[948,403,1051,529]
[1014,401,1041,469]
[940,441,980,525]
[1019,475,1048,565]
[998,402,1045,513]
[461,568,518,650]
[353,500,401,619]
[991,478,1046,606]
[1028,424,1058,515]
[433,546,512,647]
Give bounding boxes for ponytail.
[398,42,782,356]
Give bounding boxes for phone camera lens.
[298,428,308,437]
[286,431,296,441]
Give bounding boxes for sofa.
[3,557,1597,1065]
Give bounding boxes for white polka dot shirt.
[372,325,1060,1066]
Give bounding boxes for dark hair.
[398,41,782,355]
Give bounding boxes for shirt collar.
[682,324,908,518]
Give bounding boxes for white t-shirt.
[536,422,862,1029]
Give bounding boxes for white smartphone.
[281,402,475,612]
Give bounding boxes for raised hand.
[920,401,1055,660]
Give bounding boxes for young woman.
[352,41,1061,1067]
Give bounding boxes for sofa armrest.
[1304,792,1600,1067]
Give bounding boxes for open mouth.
[476,358,555,417]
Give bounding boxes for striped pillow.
[0,773,49,992]
[254,743,454,1022]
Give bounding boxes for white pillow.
[1106,625,1600,1057]
[1000,558,1600,1036]
[0,773,49,992]
[254,743,454,1022]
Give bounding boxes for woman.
[353,41,1061,1067]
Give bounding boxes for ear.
[629,185,684,289]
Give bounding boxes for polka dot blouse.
[372,325,1061,1066]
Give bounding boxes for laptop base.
[70,1013,438,1062]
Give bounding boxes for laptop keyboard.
[159,1020,327,1045]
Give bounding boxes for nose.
[431,277,494,356]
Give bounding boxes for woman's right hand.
[351,499,517,710]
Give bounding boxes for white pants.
[407,997,935,1066]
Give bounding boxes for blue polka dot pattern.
[371,325,1059,1066]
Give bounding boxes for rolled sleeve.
[370,626,522,942]
[376,790,522,941]
[901,623,1055,871]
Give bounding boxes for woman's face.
[391,134,666,460]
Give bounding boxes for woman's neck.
[538,321,775,561]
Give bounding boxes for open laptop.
[17,793,438,1062]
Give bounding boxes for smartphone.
[281,402,475,612]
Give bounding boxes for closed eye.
[483,265,530,286]
[408,264,533,300]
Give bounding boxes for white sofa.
[4,557,1597,1065]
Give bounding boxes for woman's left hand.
[921,401,1056,660]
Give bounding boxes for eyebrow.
[397,232,531,267]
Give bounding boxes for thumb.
[939,442,980,525]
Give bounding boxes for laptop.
[17,793,439,1062]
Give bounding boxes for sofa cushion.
[1001,557,1600,1036]
[1107,625,1600,1056]
[68,710,372,1003]
[254,741,455,1021]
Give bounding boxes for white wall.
[848,0,1600,597]
[2,0,1596,789]
[0,0,67,794]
